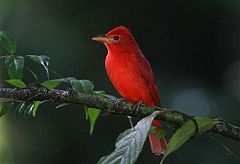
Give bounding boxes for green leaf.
[5,79,26,88]
[160,117,217,164]
[70,79,98,134]
[26,55,50,79]
[32,101,40,117]
[195,116,219,133]
[14,101,39,118]
[156,129,167,139]
[0,31,16,54]
[24,103,34,118]
[70,79,94,93]
[80,80,94,93]
[71,80,84,92]
[15,102,26,117]
[87,108,101,135]
[148,126,157,135]
[5,56,24,79]
[42,77,76,89]
[85,90,106,129]
[84,106,89,119]
[98,111,161,164]
[42,79,61,89]
[85,91,105,131]
[0,102,13,117]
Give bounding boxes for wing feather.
[135,53,161,106]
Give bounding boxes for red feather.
[94,26,167,155]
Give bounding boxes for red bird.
[92,26,167,155]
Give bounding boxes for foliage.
[26,55,50,80]
[4,56,24,80]
[98,111,161,164]
[0,103,13,117]
[0,31,220,164]
[70,79,101,134]
[5,79,26,88]
[42,77,75,89]
[160,117,217,164]
[0,31,101,133]
[0,31,16,54]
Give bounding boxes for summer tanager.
[92,26,167,155]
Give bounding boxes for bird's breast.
[105,53,154,105]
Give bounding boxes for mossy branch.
[0,86,239,141]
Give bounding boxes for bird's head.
[92,26,139,53]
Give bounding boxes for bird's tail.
[148,120,167,156]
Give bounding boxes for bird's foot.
[115,98,127,109]
[134,100,143,113]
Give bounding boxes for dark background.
[0,0,239,163]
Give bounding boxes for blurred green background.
[0,0,240,163]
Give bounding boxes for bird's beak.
[92,34,110,43]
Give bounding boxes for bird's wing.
[134,53,161,106]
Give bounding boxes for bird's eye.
[113,36,120,41]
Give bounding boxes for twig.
[0,86,239,141]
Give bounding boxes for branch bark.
[0,86,239,141]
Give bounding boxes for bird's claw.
[115,98,127,109]
[134,100,143,113]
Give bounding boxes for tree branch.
[0,86,239,141]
